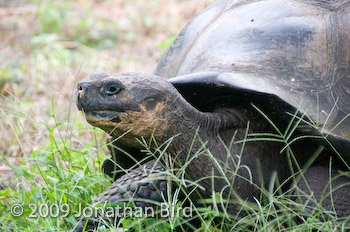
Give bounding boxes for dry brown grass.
[0,0,212,185]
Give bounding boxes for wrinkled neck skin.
[165,94,244,160]
[154,94,288,202]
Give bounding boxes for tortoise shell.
[155,0,350,159]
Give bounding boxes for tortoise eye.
[105,84,121,96]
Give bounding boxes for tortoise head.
[77,72,181,147]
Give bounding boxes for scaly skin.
[74,160,171,231]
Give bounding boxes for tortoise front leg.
[73,160,170,232]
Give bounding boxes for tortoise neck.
[157,95,247,197]
[173,93,245,134]
[164,94,245,160]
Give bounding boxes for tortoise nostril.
[78,86,83,91]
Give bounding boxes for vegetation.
[0,0,349,231]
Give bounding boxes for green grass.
[2,102,349,232]
[0,106,111,231]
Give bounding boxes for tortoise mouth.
[84,110,121,123]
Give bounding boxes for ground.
[0,0,211,185]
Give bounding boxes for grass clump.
[0,112,111,230]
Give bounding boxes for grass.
[1,0,350,231]
[0,104,110,230]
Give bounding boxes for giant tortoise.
[75,0,350,230]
